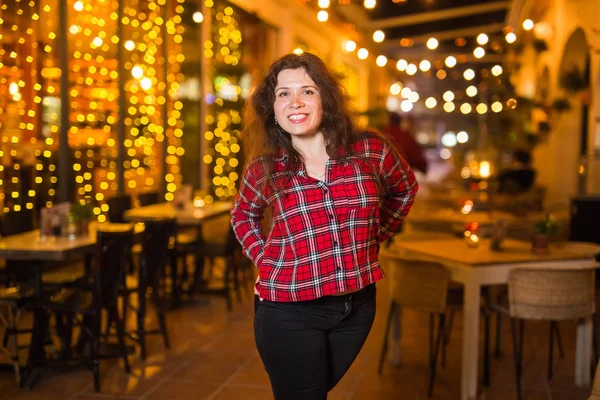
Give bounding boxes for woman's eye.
[303,90,314,95]
[277,92,288,97]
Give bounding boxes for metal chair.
[377,250,450,398]
[487,268,596,400]
[107,194,132,223]
[137,191,160,207]
[44,227,134,392]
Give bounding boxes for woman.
[231,53,418,399]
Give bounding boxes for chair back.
[139,218,176,290]
[590,358,600,400]
[93,228,134,309]
[379,250,450,314]
[0,209,34,236]
[107,195,132,223]
[508,268,595,320]
[138,191,160,207]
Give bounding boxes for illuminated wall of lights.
[202,1,245,202]
[0,0,186,220]
[0,0,59,214]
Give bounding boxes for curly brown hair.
[243,53,358,170]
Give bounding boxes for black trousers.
[254,284,376,400]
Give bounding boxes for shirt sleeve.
[377,140,418,242]
[230,162,269,267]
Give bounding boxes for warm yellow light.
[396,59,407,71]
[522,19,534,30]
[491,101,503,112]
[376,55,388,67]
[507,98,518,109]
[476,103,488,114]
[140,77,152,90]
[92,36,103,47]
[426,37,438,50]
[69,25,80,34]
[491,65,503,76]
[476,33,489,45]
[409,91,419,103]
[442,90,455,102]
[473,47,485,59]
[317,10,328,22]
[419,60,431,72]
[293,47,304,55]
[390,82,402,95]
[125,40,135,51]
[463,69,475,80]
[344,40,357,52]
[364,0,376,9]
[506,32,517,43]
[400,87,412,98]
[445,56,457,68]
[73,1,83,11]
[425,97,437,109]
[456,131,469,143]
[193,11,204,23]
[132,65,144,79]
[466,85,477,97]
[460,103,472,114]
[357,48,369,60]
[406,63,417,75]
[318,0,330,7]
[479,161,491,178]
[373,30,385,43]
[443,102,455,113]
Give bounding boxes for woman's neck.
[291,132,328,161]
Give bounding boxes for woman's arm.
[231,163,269,267]
[377,140,418,242]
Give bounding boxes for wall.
[511,0,600,205]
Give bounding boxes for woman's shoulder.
[349,130,389,155]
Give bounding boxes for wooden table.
[390,238,600,400]
[0,223,141,261]
[123,201,232,225]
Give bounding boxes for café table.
[123,201,233,225]
[123,201,233,303]
[389,237,600,400]
[0,222,141,388]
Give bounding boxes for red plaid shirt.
[231,134,418,302]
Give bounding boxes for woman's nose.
[289,93,303,108]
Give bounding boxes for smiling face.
[273,68,323,139]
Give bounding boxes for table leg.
[388,306,403,366]
[575,316,593,388]
[461,281,481,400]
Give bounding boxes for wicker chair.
[378,250,450,398]
[591,359,600,400]
[488,268,596,400]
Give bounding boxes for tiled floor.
[0,275,594,399]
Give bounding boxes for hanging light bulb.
[491,65,503,76]
[522,19,534,31]
[317,10,328,22]
[364,0,376,9]
[476,103,488,114]
[443,102,455,113]
[344,40,357,52]
[476,33,489,45]
[193,11,204,23]
[373,30,385,43]
[426,38,439,50]
[425,97,437,109]
[396,59,408,71]
[491,101,503,113]
[357,48,369,60]
[445,56,457,68]
[505,32,517,43]
[442,90,455,102]
[376,55,388,67]
[473,47,485,59]
[460,103,472,114]
[463,69,475,80]
[419,60,431,72]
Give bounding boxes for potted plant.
[531,213,559,253]
[71,203,94,235]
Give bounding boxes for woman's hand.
[254,275,264,301]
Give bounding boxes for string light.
[317,10,328,22]
[318,0,330,7]
[373,30,385,43]
[405,63,417,75]
[396,59,408,71]
[491,65,503,76]
[389,82,402,95]
[442,91,455,102]
[426,37,438,50]
[466,86,478,97]
[445,56,457,68]
[363,0,376,9]
[376,55,388,67]
[463,69,475,80]
[344,40,357,52]
[419,60,431,72]
[476,33,489,45]
[522,19,534,31]
[425,97,437,109]
[473,47,485,59]
[506,32,517,43]
[357,48,369,60]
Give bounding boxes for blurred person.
[381,112,428,174]
[497,149,536,193]
[231,53,418,400]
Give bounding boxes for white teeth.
[288,114,307,121]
